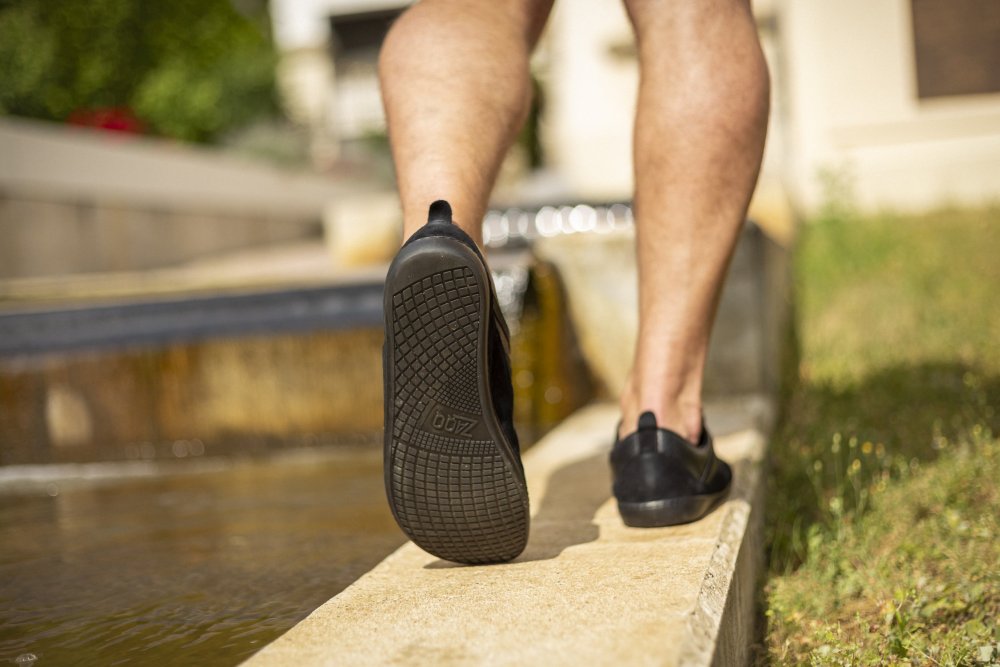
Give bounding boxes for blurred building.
[271,0,1000,215]
[778,0,1000,213]
[269,0,405,165]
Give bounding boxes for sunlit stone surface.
[245,398,770,667]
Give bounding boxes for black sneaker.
[610,411,732,527]
[382,200,529,564]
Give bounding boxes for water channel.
[0,448,402,665]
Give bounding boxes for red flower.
[67,107,145,134]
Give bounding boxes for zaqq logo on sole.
[429,409,478,437]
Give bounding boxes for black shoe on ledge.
[382,200,529,564]
[611,411,732,527]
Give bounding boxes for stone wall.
[0,117,348,278]
[0,260,592,465]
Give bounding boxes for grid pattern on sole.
[388,266,527,564]
[436,363,480,414]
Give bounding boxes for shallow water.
[0,448,403,666]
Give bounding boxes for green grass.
[761,206,1000,665]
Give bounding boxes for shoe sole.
[383,235,529,564]
[617,482,731,528]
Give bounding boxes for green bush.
[0,0,278,142]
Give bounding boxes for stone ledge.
[244,397,770,667]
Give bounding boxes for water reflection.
[0,448,402,665]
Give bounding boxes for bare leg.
[620,0,770,441]
[379,0,553,246]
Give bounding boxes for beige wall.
[542,0,638,201]
[778,0,1000,212]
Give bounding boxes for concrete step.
[244,397,771,667]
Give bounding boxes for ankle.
[618,374,703,443]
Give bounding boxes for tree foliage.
[0,0,278,142]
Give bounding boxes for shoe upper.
[610,411,731,504]
[402,200,520,457]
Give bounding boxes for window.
[911,0,1000,98]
